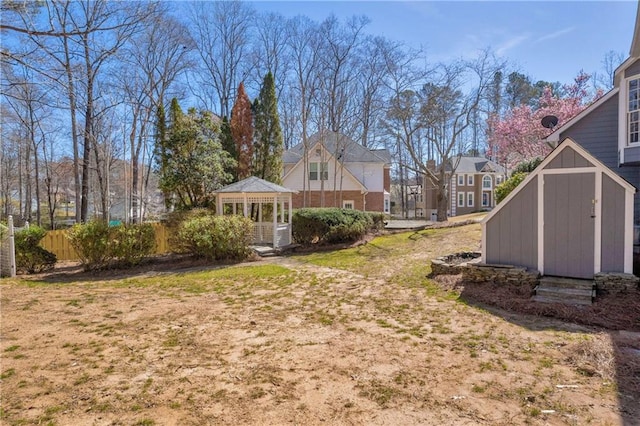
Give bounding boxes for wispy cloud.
[496,34,530,56]
[536,27,575,44]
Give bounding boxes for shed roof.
[213,176,297,194]
[283,131,392,165]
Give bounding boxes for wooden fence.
[41,223,171,261]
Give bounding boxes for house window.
[467,192,474,207]
[315,148,322,156]
[482,192,489,207]
[628,77,640,144]
[467,174,474,186]
[457,192,465,207]
[343,200,354,209]
[457,174,464,186]
[309,162,328,180]
[384,199,390,213]
[482,175,492,189]
[496,175,503,185]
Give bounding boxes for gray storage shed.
[482,138,635,279]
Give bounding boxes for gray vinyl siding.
[485,176,537,269]
[544,146,594,169]
[601,174,626,272]
[624,58,640,78]
[559,94,618,170]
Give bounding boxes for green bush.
[292,208,375,245]
[495,172,527,204]
[67,220,111,270]
[110,223,156,267]
[15,226,57,274]
[174,214,253,260]
[67,221,156,270]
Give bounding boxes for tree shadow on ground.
[432,274,640,425]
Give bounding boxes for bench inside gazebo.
[213,176,297,249]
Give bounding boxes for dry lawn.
[1,223,638,425]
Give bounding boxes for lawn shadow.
[434,274,640,425]
[18,254,247,284]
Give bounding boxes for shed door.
[543,173,595,279]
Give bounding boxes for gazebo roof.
[213,176,297,194]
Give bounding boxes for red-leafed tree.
[488,72,602,169]
[230,82,254,179]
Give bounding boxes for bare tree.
[410,51,503,221]
[5,0,155,222]
[251,11,290,100]
[285,15,323,206]
[190,0,255,117]
[120,11,195,222]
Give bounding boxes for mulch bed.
[434,274,640,331]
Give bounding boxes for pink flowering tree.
[488,72,602,169]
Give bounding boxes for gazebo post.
[288,194,292,245]
[272,196,278,248]
[243,193,248,217]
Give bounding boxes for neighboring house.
[282,131,391,213]
[423,156,507,218]
[482,5,640,279]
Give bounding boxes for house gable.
[282,138,367,192]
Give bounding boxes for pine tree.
[230,82,254,180]
[253,72,284,184]
[219,116,238,181]
[154,103,172,208]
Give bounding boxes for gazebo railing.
[252,222,291,246]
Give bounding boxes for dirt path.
[1,225,637,425]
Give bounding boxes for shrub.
[174,214,253,260]
[67,220,111,270]
[67,221,156,270]
[109,223,156,267]
[495,172,527,204]
[15,226,57,274]
[292,208,375,245]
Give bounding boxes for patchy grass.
[0,223,634,425]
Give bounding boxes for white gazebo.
[213,176,297,248]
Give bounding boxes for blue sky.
[252,1,637,86]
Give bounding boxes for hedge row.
[292,208,384,245]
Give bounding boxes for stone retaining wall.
[462,263,540,287]
[594,273,640,294]
[430,255,639,294]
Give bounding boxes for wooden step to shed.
[532,277,595,306]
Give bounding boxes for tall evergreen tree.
[158,98,235,209]
[230,82,254,180]
[253,72,284,184]
[154,103,170,208]
[219,116,238,182]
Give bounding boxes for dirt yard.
[1,223,639,425]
